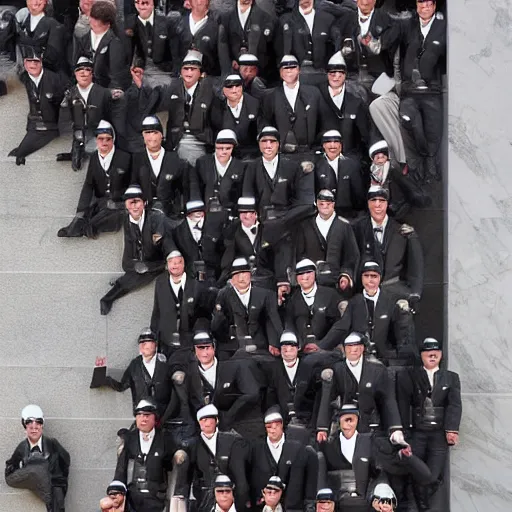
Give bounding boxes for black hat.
[223,74,243,87]
[238,53,259,66]
[258,126,280,142]
[74,56,94,71]
[322,130,342,143]
[295,258,317,275]
[94,120,115,139]
[338,403,359,417]
[107,481,127,496]
[367,186,389,201]
[138,328,157,344]
[134,399,158,415]
[369,140,389,160]
[372,484,397,506]
[216,129,238,146]
[214,475,235,489]
[316,189,335,202]
[141,115,163,134]
[264,406,284,424]
[237,197,257,213]
[326,51,347,72]
[21,45,43,61]
[123,184,144,201]
[186,200,206,215]
[421,337,442,351]
[361,261,381,275]
[279,55,299,69]
[279,331,299,346]
[193,331,214,346]
[343,332,365,346]
[265,476,285,491]
[316,489,335,502]
[231,257,251,276]
[182,50,203,68]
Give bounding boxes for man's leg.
[13,130,59,164]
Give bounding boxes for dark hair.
[90,1,117,26]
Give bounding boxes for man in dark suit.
[211,75,261,160]
[249,408,317,511]
[115,399,189,512]
[285,259,346,352]
[262,55,322,157]
[192,404,250,512]
[238,53,269,100]
[397,338,462,511]
[151,250,217,355]
[314,130,365,219]
[57,120,131,238]
[99,185,173,315]
[296,189,360,290]
[131,115,191,220]
[318,52,370,159]
[5,404,70,512]
[211,257,283,357]
[352,186,424,300]
[8,48,64,166]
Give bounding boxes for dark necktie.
[145,22,152,40]
[31,446,41,453]
[360,16,369,23]
[250,225,257,235]
[373,226,383,244]
[365,298,375,321]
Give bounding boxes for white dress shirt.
[234,284,251,309]
[98,147,115,171]
[363,287,380,306]
[139,428,155,454]
[186,81,198,103]
[371,215,389,244]
[283,81,300,111]
[216,504,237,512]
[201,429,218,455]
[326,154,339,178]
[199,357,218,388]
[346,356,363,383]
[29,70,44,89]
[29,437,43,452]
[170,272,187,299]
[129,210,145,232]
[228,96,244,119]
[241,223,257,245]
[316,212,336,240]
[30,13,44,32]
[138,10,155,26]
[299,7,315,33]
[301,283,317,307]
[77,83,93,103]
[329,84,345,110]
[263,155,279,180]
[187,216,204,242]
[267,434,285,463]
[358,8,374,36]
[424,366,439,388]
[420,16,435,39]
[339,431,358,463]
[147,147,165,178]
[91,29,108,52]
[189,13,208,35]
[283,359,298,383]
[143,354,157,378]
[238,3,251,28]
[215,156,231,178]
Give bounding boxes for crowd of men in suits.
[1,0,460,511]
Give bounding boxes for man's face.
[239,0,252,6]
[135,0,154,19]
[190,0,209,10]
[281,344,298,363]
[265,419,284,442]
[323,141,342,160]
[317,199,335,218]
[231,271,251,293]
[368,197,387,224]
[223,84,243,104]
[344,343,364,362]
[361,271,381,295]
[125,197,144,220]
[199,417,217,435]
[239,65,258,82]
[280,66,300,85]
[195,343,215,366]
[421,349,442,369]
[357,0,376,15]
[167,256,185,278]
[215,143,234,165]
[417,0,436,21]
[239,211,257,228]
[75,68,93,88]
[215,488,234,510]
[108,492,125,509]
[135,412,156,432]
[316,501,335,512]
[328,69,346,90]
[79,0,95,16]
[188,210,205,223]
[259,137,279,160]
[377,500,393,512]
[25,419,43,444]
[299,0,313,12]
[339,413,358,438]
[26,0,46,15]
[89,16,110,34]
[96,134,114,155]
[24,59,42,77]
[143,130,163,152]
[373,153,388,166]
[181,65,201,88]
[297,271,316,292]
[263,488,283,507]
[139,340,157,359]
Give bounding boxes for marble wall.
[448,1,512,511]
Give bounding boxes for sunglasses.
[379,498,392,504]
[196,345,213,350]
[25,418,44,425]
[224,84,242,88]
[108,492,123,497]
[215,489,232,494]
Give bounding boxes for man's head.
[361,261,381,296]
[21,404,44,444]
[214,475,235,511]
[316,189,336,220]
[280,331,299,363]
[258,127,280,161]
[369,141,389,166]
[417,0,436,22]
[299,0,313,13]
[316,489,335,512]
[186,200,206,223]
[74,57,94,87]
[420,338,442,369]
[295,259,317,292]
[197,404,219,435]
[26,0,47,16]
[24,57,43,78]
[343,332,365,362]
[238,54,259,83]
[279,55,300,85]
[338,404,359,439]
[89,1,116,33]
[230,257,252,293]
[95,120,115,155]
[327,51,347,90]
[262,476,285,508]
[106,481,127,509]
[357,0,376,16]
[166,251,185,278]
[190,0,209,12]
[134,399,157,432]
[138,328,157,359]
[194,331,215,366]
[181,50,202,88]
[142,115,164,151]
[322,130,343,160]
[372,483,397,512]
[135,0,154,19]
[123,185,145,220]
[237,197,258,228]
[367,186,388,224]
[264,409,284,442]
[223,75,244,105]
[215,129,237,165]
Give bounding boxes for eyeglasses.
[379,498,392,504]
[108,492,123,497]
[25,418,44,425]
[215,489,233,494]
[224,84,242,89]
[328,70,346,75]
[196,345,213,350]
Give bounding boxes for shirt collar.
[363,287,380,303]
[99,145,115,161]
[186,81,198,98]
[263,154,279,166]
[140,428,155,440]
[358,8,374,22]
[28,437,43,450]
[347,356,363,368]
[371,215,388,230]
[283,80,300,92]
[420,15,435,32]
[267,433,285,448]
[215,155,231,171]
[138,10,155,25]
[29,69,44,85]
[78,82,93,95]
[170,272,187,288]
[316,212,336,224]
[301,282,317,298]
[129,209,145,227]
[424,365,439,374]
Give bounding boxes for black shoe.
[8,147,18,157]
[85,223,98,240]
[16,156,26,166]
[56,152,72,162]
[100,299,112,316]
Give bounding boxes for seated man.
[5,405,70,512]
[211,257,283,357]
[238,53,268,100]
[99,184,174,315]
[212,475,238,512]
[261,476,286,512]
[57,120,131,238]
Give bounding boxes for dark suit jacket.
[266,358,304,421]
